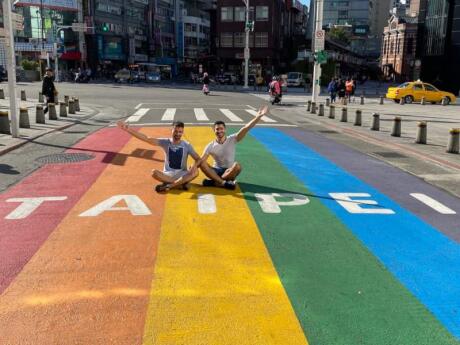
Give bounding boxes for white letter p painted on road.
[255,193,310,213]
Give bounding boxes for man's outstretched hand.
[117,121,129,131]
[256,105,269,119]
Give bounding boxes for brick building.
[381,15,417,81]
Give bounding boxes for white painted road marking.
[410,193,457,214]
[134,103,142,109]
[329,193,395,214]
[127,108,149,122]
[194,108,209,121]
[220,109,243,122]
[79,195,151,217]
[255,193,310,213]
[161,108,176,121]
[246,109,277,123]
[197,194,217,214]
[5,197,68,220]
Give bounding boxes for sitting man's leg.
[200,161,236,190]
[221,162,242,181]
[152,167,198,193]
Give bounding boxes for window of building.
[256,6,269,21]
[221,7,233,21]
[234,7,246,22]
[220,32,233,47]
[255,32,268,47]
[234,32,245,47]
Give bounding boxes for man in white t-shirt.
[117,120,200,193]
[199,106,269,189]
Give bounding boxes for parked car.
[146,71,161,83]
[386,81,456,104]
[287,72,305,87]
[114,68,133,83]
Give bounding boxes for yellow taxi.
[386,81,456,104]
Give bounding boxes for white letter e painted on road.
[329,193,395,214]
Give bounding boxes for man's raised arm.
[236,106,269,142]
[117,121,159,146]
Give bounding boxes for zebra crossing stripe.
[245,109,277,123]
[126,108,149,122]
[220,109,243,122]
[161,108,176,122]
[194,108,209,121]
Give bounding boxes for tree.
[328,27,350,45]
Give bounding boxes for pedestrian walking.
[337,78,346,105]
[42,67,57,114]
[345,79,354,103]
[327,78,337,103]
[202,72,210,95]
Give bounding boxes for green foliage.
[328,27,350,45]
[21,60,39,71]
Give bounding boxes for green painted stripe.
[235,130,458,345]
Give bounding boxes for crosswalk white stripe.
[194,108,209,121]
[126,108,149,122]
[220,109,243,122]
[245,109,277,123]
[161,108,176,121]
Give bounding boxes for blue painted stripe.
[251,128,460,339]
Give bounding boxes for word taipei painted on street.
[1,126,460,345]
[3,192,456,219]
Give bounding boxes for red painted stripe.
[0,127,131,294]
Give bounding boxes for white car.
[287,72,305,87]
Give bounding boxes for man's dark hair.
[45,67,53,72]
[214,120,226,128]
[172,121,185,128]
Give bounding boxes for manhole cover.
[373,151,407,159]
[36,153,95,164]
[319,130,339,134]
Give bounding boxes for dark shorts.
[213,167,227,176]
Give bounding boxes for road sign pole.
[54,42,59,82]
[311,0,323,103]
[243,0,250,89]
[3,0,19,138]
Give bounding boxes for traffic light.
[245,21,254,32]
[102,23,109,32]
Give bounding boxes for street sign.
[72,23,87,32]
[316,50,328,64]
[314,29,325,51]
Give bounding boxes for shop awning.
[60,51,81,60]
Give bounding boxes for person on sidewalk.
[42,67,57,114]
[199,105,269,190]
[202,72,210,95]
[117,120,201,193]
[327,78,337,103]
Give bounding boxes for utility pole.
[2,0,19,138]
[243,0,250,89]
[311,0,323,102]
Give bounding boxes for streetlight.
[311,0,323,102]
[242,0,252,89]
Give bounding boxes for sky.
[300,0,310,5]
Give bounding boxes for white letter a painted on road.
[79,195,151,217]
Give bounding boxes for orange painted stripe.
[0,127,169,344]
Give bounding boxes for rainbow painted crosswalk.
[0,126,459,345]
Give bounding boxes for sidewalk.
[0,97,97,156]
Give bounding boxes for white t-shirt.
[203,134,237,169]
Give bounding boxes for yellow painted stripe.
[143,127,308,345]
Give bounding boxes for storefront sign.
[14,0,78,12]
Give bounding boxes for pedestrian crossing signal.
[102,23,109,32]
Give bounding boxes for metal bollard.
[379,96,384,105]
[446,128,460,154]
[59,102,67,117]
[354,110,362,126]
[307,100,312,112]
[20,89,26,101]
[371,113,380,131]
[68,99,76,114]
[74,97,80,111]
[318,104,325,116]
[48,103,58,120]
[326,98,330,107]
[64,95,69,106]
[36,105,45,124]
[416,121,427,144]
[311,102,317,114]
[360,95,364,105]
[421,97,426,105]
[0,110,10,134]
[391,117,402,137]
[329,105,335,119]
[19,107,30,128]
[38,92,44,103]
[0,89,4,99]
[340,107,348,122]
[400,96,405,105]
